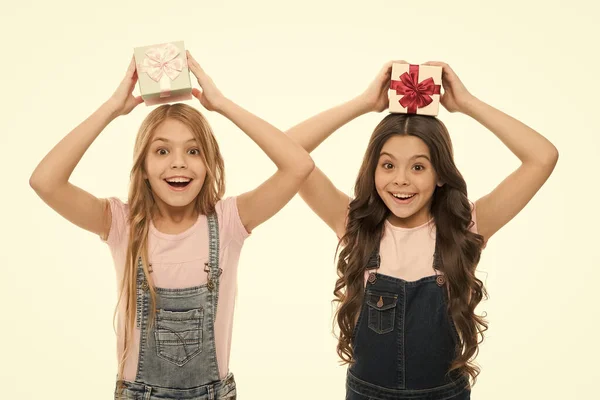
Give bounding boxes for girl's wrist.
[97,100,121,122]
[460,95,483,117]
[213,95,232,115]
[352,94,376,115]
[101,100,124,120]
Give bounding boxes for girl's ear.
[437,180,444,187]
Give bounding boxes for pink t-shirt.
[102,196,250,381]
[364,202,486,282]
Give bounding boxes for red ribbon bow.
[390,65,441,114]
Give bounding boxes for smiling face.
[374,134,442,228]
[143,118,207,211]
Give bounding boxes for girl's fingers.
[186,50,205,77]
[423,61,445,67]
[443,64,456,77]
[186,49,194,61]
[423,61,455,82]
[191,88,202,99]
[121,59,139,92]
[384,60,407,73]
[425,61,455,78]
[126,55,137,78]
[186,51,198,74]
[188,63,199,77]
[378,61,395,81]
[127,72,139,92]
[379,61,392,76]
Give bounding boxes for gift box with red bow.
[134,41,193,106]
[388,63,442,116]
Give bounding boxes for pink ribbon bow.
[139,43,185,82]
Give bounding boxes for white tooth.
[167,178,190,183]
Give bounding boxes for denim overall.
[346,233,470,400]
[115,214,237,400]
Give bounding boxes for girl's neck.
[151,204,199,235]
[387,209,433,229]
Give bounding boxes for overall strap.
[205,213,221,314]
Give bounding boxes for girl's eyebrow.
[379,152,431,161]
[151,137,197,144]
[411,154,431,161]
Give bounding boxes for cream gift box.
[388,63,442,116]
[134,41,193,106]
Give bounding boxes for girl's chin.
[152,191,201,208]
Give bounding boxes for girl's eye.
[382,162,394,169]
[188,148,200,155]
[413,164,425,171]
[157,148,168,155]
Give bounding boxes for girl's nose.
[393,171,409,186]
[170,151,187,169]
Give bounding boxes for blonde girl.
[30,51,314,399]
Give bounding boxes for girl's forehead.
[380,135,430,158]
[150,119,196,143]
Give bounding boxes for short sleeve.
[215,197,250,248]
[101,197,129,250]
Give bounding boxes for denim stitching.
[348,370,468,400]
[136,258,144,329]
[135,281,147,381]
[206,213,221,379]
[400,281,406,389]
[116,374,236,400]
[366,291,398,334]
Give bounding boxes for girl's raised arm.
[187,52,315,233]
[29,57,143,239]
[425,61,559,243]
[284,62,397,238]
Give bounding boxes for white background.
[1,0,598,398]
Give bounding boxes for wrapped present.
[388,63,442,116]
[134,41,193,106]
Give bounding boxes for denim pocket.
[346,386,372,400]
[114,388,141,400]
[366,291,398,334]
[220,385,237,399]
[154,308,203,366]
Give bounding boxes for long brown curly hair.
[334,113,487,384]
[114,103,225,396]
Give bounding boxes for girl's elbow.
[300,156,316,178]
[531,143,558,169]
[544,144,559,167]
[29,172,61,197]
[29,173,43,192]
[551,145,559,162]
[287,156,315,180]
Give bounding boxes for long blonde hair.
[114,104,225,394]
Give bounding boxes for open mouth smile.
[390,192,417,204]
[164,177,193,191]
